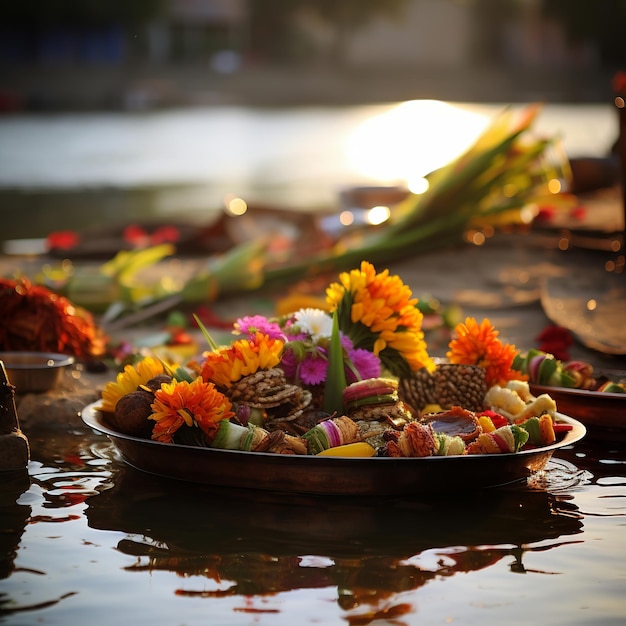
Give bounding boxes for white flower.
[293,308,333,341]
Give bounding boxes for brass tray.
[530,383,626,430]
[81,402,585,495]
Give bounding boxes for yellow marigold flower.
[99,356,166,413]
[150,378,234,444]
[325,261,433,377]
[447,317,525,387]
[200,333,284,388]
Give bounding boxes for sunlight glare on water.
[345,100,490,188]
[0,101,616,215]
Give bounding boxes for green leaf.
[323,310,347,416]
[193,314,220,352]
[180,239,267,303]
[156,356,193,383]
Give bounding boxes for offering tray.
[530,383,626,430]
[82,402,585,495]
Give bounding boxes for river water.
[0,100,618,244]
[1,419,625,626]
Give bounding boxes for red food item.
[553,423,573,434]
[342,377,397,405]
[477,410,508,429]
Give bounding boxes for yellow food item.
[513,394,557,423]
[478,415,496,433]
[316,442,377,457]
[422,403,444,414]
[485,385,526,418]
[538,413,556,445]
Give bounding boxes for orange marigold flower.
[447,317,526,387]
[150,378,234,444]
[99,356,166,413]
[200,333,284,388]
[325,261,432,376]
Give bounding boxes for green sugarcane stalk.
[180,239,268,302]
[387,131,531,233]
[388,106,546,232]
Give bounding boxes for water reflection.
[83,466,583,621]
[0,471,30,580]
[3,424,624,625]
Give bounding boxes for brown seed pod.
[114,390,155,439]
[142,374,173,392]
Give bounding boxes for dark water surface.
[1,422,624,626]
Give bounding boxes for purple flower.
[299,352,328,386]
[340,335,354,350]
[234,315,283,340]
[347,348,381,383]
[280,348,298,379]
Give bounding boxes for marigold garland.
[200,333,284,388]
[447,317,526,387]
[0,277,106,358]
[150,377,234,444]
[325,260,433,377]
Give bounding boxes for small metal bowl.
[0,352,75,394]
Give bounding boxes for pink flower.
[234,315,283,340]
[299,353,328,385]
[347,347,381,382]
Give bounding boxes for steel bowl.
[0,352,75,393]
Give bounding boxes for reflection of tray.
[81,403,585,495]
[86,466,583,561]
[84,467,584,602]
[541,271,626,355]
[530,383,626,431]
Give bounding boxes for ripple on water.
[528,457,594,492]
[24,440,116,511]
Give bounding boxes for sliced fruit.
[316,442,377,457]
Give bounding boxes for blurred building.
[298,0,596,70]
[0,0,605,69]
[144,0,247,68]
[0,0,614,110]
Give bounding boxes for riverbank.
[0,62,618,112]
